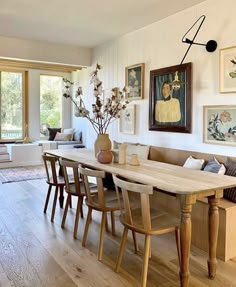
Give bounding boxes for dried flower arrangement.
[63,64,130,134]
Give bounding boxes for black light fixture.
[180,15,217,64]
[172,15,217,89]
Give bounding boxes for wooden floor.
[0,179,236,287]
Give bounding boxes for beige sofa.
[147,145,236,262]
[113,141,236,261]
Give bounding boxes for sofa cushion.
[48,128,61,141]
[54,132,72,141]
[203,158,226,174]
[223,158,236,203]
[126,144,150,160]
[73,130,82,142]
[63,128,75,141]
[183,156,205,170]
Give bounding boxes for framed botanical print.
[219,46,236,93]
[120,104,136,134]
[125,63,144,100]
[203,105,236,146]
[149,62,192,133]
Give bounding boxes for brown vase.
[94,133,112,157]
[97,150,113,164]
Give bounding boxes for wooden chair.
[112,175,181,287]
[79,165,121,261]
[60,159,96,239]
[42,154,71,222]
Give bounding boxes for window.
[40,75,62,137]
[0,69,27,142]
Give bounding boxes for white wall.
[0,36,91,66]
[76,0,236,157]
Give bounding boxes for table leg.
[207,196,219,279]
[59,185,64,208]
[179,195,194,287]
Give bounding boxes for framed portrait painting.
[219,46,236,93]
[203,105,236,146]
[149,62,192,133]
[125,63,144,100]
[120,104,136,134]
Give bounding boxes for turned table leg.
[179,195,195,287]
[207,196,219,279]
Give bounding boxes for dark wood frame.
[149,62,192,133]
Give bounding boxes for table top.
[45,149,236,197]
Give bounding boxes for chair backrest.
[112,175,153,232]
[79,165,106,207]
[60,159,82,195]
[42,154,58,184]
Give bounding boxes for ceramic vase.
[97,150,113,164]
[94,133,112,157]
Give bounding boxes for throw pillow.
[54,132,72,141]
[183,156,205,170]
[73,130,82,142]
[223,157,236,203]
[48,128,61,141]
[63,128,75,141]
[126,144,150,160]
[203,158,226,175]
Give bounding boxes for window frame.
[39,73,63,138]
[0,67,28,143]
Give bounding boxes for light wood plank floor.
[0,179,236,287]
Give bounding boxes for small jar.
[97,150,113,164]
[129,154,140,166]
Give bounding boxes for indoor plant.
[63,64,130,156]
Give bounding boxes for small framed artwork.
[203,105,236,146]
[149,62,192,133]
[220,46,236,93]
[120,104,136,134]
[125,63,145,100]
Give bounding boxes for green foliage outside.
[40,76,62,130]
[1,71,23,139]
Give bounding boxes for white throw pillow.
[63,128,75,141]
[126,144,150,160]
[54,132,72,141]
[183,156,205,170]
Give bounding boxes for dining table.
[44,148,236,287]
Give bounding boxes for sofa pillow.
[113,140,122,149]
[183,156,205,170]
[203,158,226,175]
[63,128,75,141]
[113,140,137,149]
[126,144,150,160]
[73,130,82,142]
[48,128,61,141]
[223,157,236,203]
[54,132,72,141]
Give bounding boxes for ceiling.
[0,0,206,48]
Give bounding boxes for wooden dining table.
[44,148,236,287]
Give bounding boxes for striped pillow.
[223,157,236,203]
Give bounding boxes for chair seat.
[120,208,179,235]
[85,189,120,212]
[66,182,97,196]
[48,174,75,185]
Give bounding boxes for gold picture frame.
[203,105,236,146]
[219,46,236,93]
[125,63,145,100]
[120,104,136,134]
